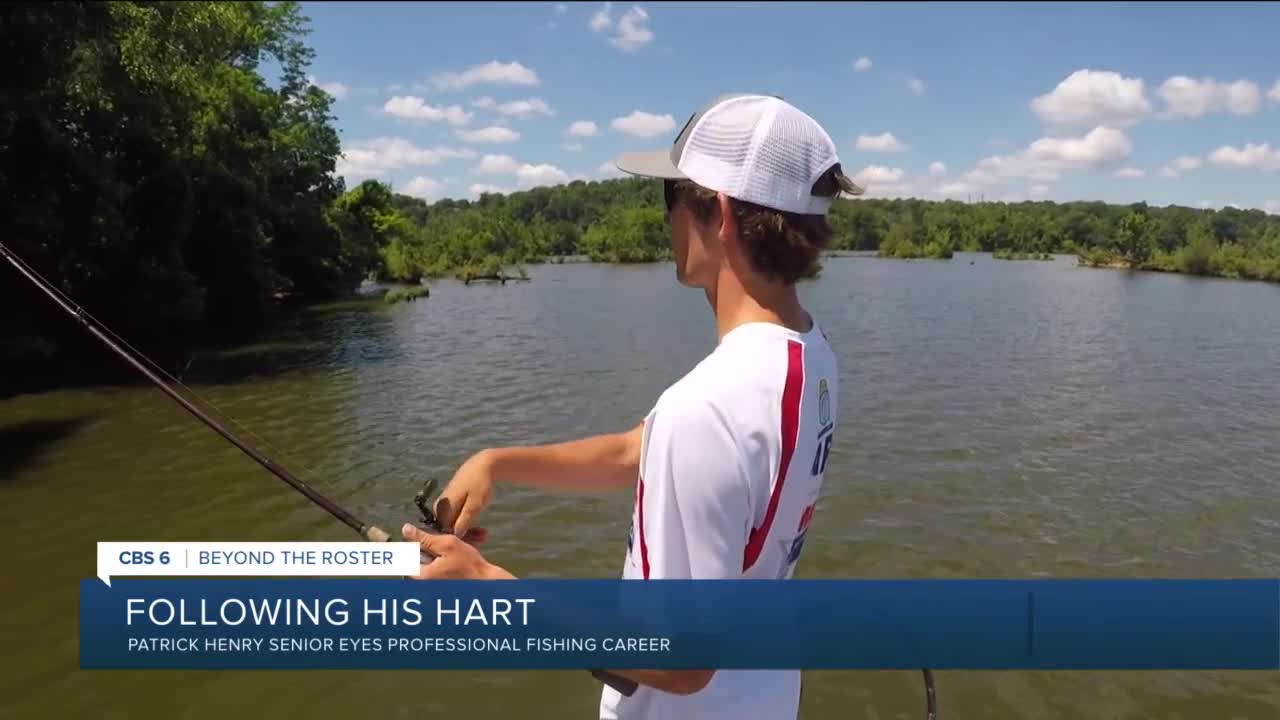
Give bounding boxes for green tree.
[1177,221,1217,275]
[0,1,359,391]
[1115,211,1153,268]
[580,207,670,263]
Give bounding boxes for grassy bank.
[995,249,1054,261]
[1079,245,1280,283]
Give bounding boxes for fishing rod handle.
[592,670,639,697]
[363,525,392,543]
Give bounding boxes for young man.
[402,93,862,719]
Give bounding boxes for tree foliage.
[0,1,358,390]
[388,183,1280,283]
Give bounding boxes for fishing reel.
[410,478,447,566]
[412,478,447,534]
[412,478,638,698]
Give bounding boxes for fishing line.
[1,240,639,698]
[4,242,936,712]
[1,245,328,484]
[4,242,935,713]
[1,242,383,540]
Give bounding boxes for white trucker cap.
[613,93,862,216]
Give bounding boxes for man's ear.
[716,193,737,253]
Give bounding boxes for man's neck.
[707,271,812,341]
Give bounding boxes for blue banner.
[79,579,1280,670]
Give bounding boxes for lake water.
[2,253,1278,719]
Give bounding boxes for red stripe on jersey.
[636,478,650,579]
[743,339,805,572]
[798,504,815,532]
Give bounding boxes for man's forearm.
[481,423,643,493]
[608,669,715,695]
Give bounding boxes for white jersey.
[600,320,839,720]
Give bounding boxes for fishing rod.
[4,243,934,713]
[924,668,937,720]
[0,241,394,541]
[0,241,638,698]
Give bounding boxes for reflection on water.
[1,254,1278,719]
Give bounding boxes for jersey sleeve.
[636,398,753,579]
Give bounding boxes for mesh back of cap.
[678,96,839,215]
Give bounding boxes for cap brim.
[613,149,687,180]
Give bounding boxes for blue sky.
[299,1,1280,213]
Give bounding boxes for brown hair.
[669,164,859,284]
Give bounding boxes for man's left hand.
[401,523,515,580]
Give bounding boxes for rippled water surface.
[2,254,1278,719]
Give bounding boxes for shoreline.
[6,251,1278,398]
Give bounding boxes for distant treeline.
[379,178,1280,282]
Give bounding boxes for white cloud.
[335,138,476,180]
[566,120,599,137]
[489,97,554,117]
[470,154,571,188]
[308,77,349,100]
[1225,82,1262,115]
[1207,143,1280,172]
[1159,155,1202,178]
[959,126,1132,189]
[855,132,908,152]
[1264,200,1280,215]
[853,165,905,185]
[1030,184,1051,198]
[1113,167,1145,178]
[561,142,585,152]
[863,182,915,198]
[611,110,675,138]
[937,181,979,197]
[599,161,625,178]
[474,154,520,175]
[469,183,507,197]
[1270,81,1280,103]
[612,6,654,50]
[431,61,540,91]
[928,161,947,177]
[538,3,568,30]
[383,96,472,126]
[1158,76,1263,118]
[402,176,444,199]
[516,163,570,188]
[589,2,613,31]
[1029,69,1151,129]
[590,3,654,51]
[457,126,521,143]
[473,96,497,110]
[853,56,872,72]
[906,77,926,95]
[1198,200,1213,209]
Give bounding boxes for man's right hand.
[433,449,497,537]
[433,422,646,538]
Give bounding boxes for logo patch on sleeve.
[777,504,816,578]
